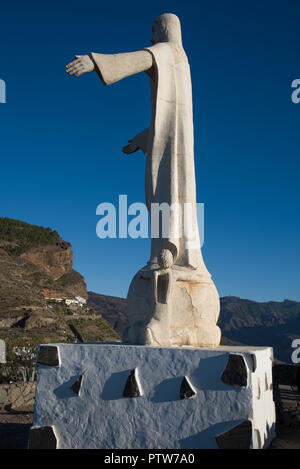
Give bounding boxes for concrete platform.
[29,343,276,449]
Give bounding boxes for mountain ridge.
[88,292,300,363]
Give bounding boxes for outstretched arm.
[66,50,153,84]
[66,51,153,157]
[90,50,153,85]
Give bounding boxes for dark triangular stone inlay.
[123,369,142,398]
[215,420,252,449]
[37,346,59,367]
[70,375,83,395]
[221,354,248,387]
[28,426,57,449]
[180,376,196,400]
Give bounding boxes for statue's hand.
[66,55,95,77]
[122,140,139,155]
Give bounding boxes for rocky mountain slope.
[87,292,127,334]
[0,218,119,347]
[219,296,300,363]
[88,292,300,363]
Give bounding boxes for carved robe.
[91,42,208,277]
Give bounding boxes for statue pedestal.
[29,343,276,449]
[124,265,221,347]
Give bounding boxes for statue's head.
[150,13,182,45]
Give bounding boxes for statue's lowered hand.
[66,55,95,77]
[122,140,139,155]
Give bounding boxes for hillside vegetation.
[0,218,60,256]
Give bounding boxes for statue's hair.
[153,13,182,45]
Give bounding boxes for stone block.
[23,384,32,397]
[11,395,25,410]
[9,386,21,403]
[25,392,35,403]
[32,343,276,449]
[0,388,8,405]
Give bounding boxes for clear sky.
[0,0,299,301]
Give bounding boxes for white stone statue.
[66,13,221,347]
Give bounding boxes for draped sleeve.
[90,50,153,86]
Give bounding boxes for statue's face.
[150,21,162,44]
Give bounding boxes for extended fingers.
[66,60,85,76]
[66,59,78,69]
[66,57,84,68]
[66,59,83,71]
[66,67,82,76]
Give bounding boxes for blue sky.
[0,0,299,301]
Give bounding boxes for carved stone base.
[123,265,221,347]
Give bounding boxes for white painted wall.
[32,343,276,449]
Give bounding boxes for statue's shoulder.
[144,43,188,66]
[143,42,171,56]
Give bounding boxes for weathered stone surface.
[28,425,57,449]
[9,386,21,403]
[70,375,83,396]
[11,395,25,409]
[180,376,196,400]
[21,242,73,281]
[123,369,142,398]
[0,382,36,408]
[37,345,59,366]
[124,269,221,347]
[23,384,32,397]
[0,388,8,404]
[215,420,252,449]
[221,354,248,387]
[24,392,35,403]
